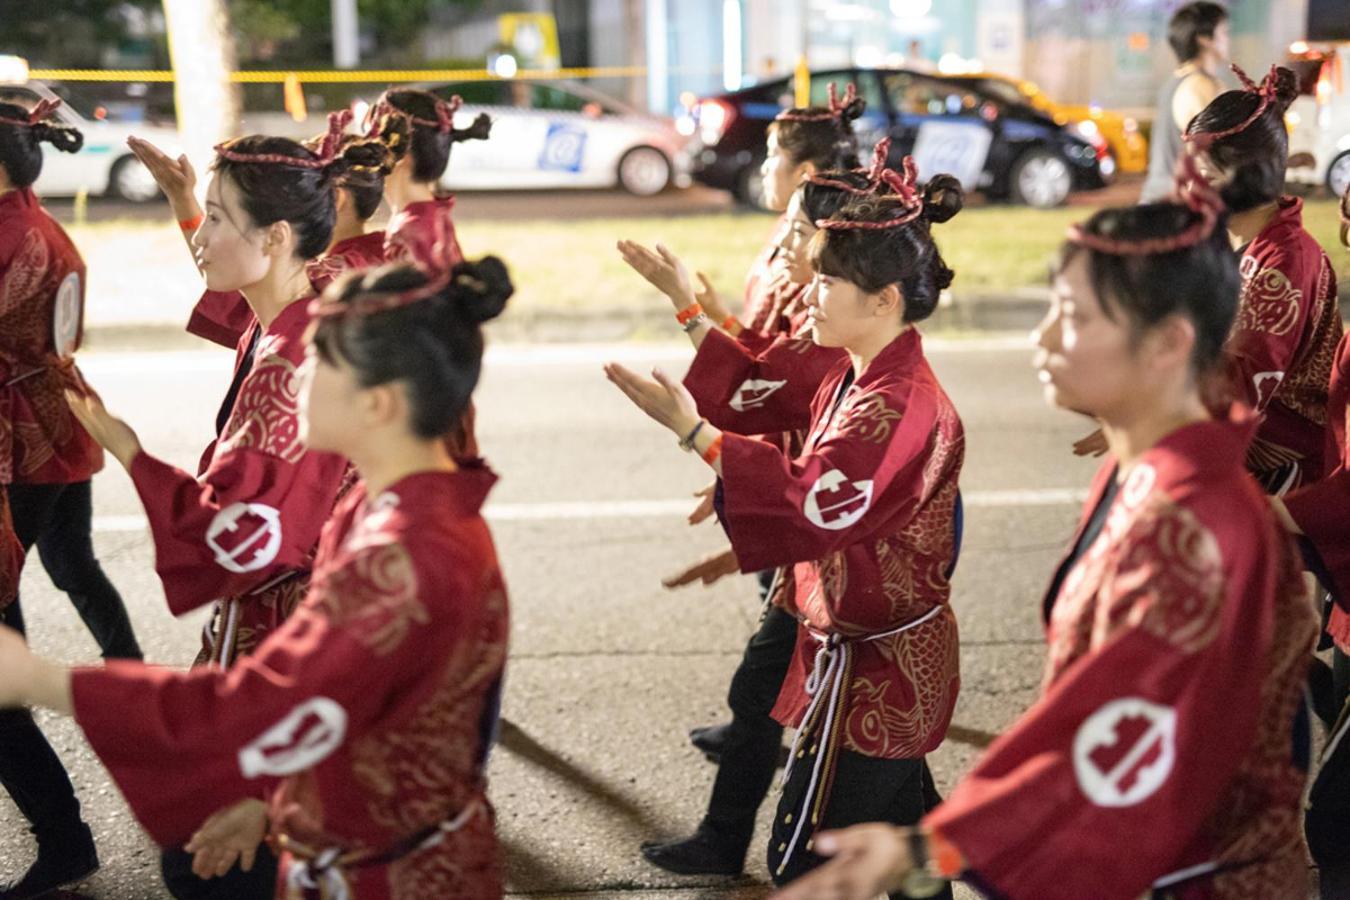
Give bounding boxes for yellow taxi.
[957,73,1150,175]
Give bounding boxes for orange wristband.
[927,827,964,878]
[178,213,204,232]
[675,302,704,326]
[701,433,724,465]
[721,315,742,334]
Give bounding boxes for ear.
[361,381,407,430]
[796,159,819,184]
[263,219,297,257]
[1148,314,1197,374]
[873,283,903,319]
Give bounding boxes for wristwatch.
[900,829,949,898]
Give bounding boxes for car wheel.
[618,146,671,196]
[1011,148,1073,208]
[734,160,769,210]
[1328,151,1350,200]
[108,155,161,203]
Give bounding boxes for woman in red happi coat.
[66,131,386,898]
[608,159,967,893]
[1,256,515,899]
[774,145,1316,900]
[1186,65,1343,493]
[126,112,392,350]
[0,98,143,897]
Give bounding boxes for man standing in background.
[1140,2,1229,202]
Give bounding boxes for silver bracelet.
[681,312,709,333]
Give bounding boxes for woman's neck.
[1102,388,1209,470]
[328,214,367,248]
[348,433,457,498]
[387,178,437,214]
[240,259,312,330]
[1228,201,1281,249]
[846,323,908,377]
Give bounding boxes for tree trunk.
[161,0,240,167]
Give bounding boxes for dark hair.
[769,98,865,171]
[806,176,963,323]
[0,102,83,188]
[376,89,492,183]
[334,134,388,220]
[1058,203,1238,373]
[800,170,875,222]
[1186,67,1299,212]
[210,135,386,260]
[1167,2,1229,62]
[311,256,514,439]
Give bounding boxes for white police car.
[0,57,180,202]
[360,79,691,196]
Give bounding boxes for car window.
[807,72,883,115]
[434,82,507,107]
[884,73,981,118]
[530,85,591,112]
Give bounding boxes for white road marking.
[76,336,1035,376]
[90,488,1086,533]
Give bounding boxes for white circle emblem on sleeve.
[1073,697,1177,807]
[238,697,348,778]
[803,470,875,531]
[207,502,283,573]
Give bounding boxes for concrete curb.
[80,285,1350,350]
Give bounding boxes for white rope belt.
[777,604,945,875]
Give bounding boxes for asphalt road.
[0,337,1308,898]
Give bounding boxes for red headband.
[370,94,462,135]
[805,138,897,196]
[0,98,61,128]
[214,110,350,169]
[309,268,452,321]
[776,82,858,122]
[1185,63,1279,144]
[1066,137,1224,255]
[814,153,924,231]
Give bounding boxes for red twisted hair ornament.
[776,82,859,122]
[368,93,463,137]
[814,153,925,231]
[1184,63,1280,144]
[805,138,896,195]
[0,98,61,128]
[214,109,353,169]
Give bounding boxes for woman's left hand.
[603,363,700,437]
[65,389,142,469]
[616,240,698,311]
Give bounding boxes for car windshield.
[0,83,97,121]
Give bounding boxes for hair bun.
[450,256,514,325]
[31,122,84,154]
[451,113,493,145]
[340,138,392,174]
[840,97,867,124]
[1271,65,1299,113]
[921,174,964,225]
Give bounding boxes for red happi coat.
[740,219,784,329]
[71,467,509,899]
[0,187,102,484]
[384,197,464,273]
[1225,197,1342,489]
[925,411,1317,900]
[188,231,388,349]
[131,298,350,664]
[1284,333,1350,647]
[693,328,963,760]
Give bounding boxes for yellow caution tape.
[28,66,654,84]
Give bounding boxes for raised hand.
[694,272,736,330]
[662,547,740,589]
[603,363,701,437]
[184,797,269,879]
[616,240,697,310]
[126,136,200,219]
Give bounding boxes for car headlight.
[1074,120,1099,139]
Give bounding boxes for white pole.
[332,0,359,69]
[162,0,239,164]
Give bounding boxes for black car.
[679,67,1105,208]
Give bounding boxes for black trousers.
[769,749,950,899]
[700,598,799,851]
[0,603,88,849]
[1308,648,1350,898]
[160,845,279,900]
[6,481,142,660]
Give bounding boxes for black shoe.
[1,828,99,899]
[640,827,745,876]
[689,722,731,764]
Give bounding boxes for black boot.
[640,823,746,876]
[0,823,99,899]
[689,722,731,763]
